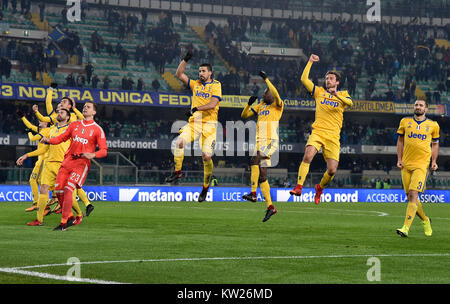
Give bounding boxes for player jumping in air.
[165,51,222,202]
[41,101,107,231]
[396,100,439,237]
[290,54,353,204]
[241,71,284,222]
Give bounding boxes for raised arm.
[46,87,56,115]
[176,51,193,86]
[301,54,320,93]
[241,96,258,119]
[16,110,39,133]
[73,107,84,120]
[33,104,52,123]
[260,71,282,107]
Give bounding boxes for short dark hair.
[417,99,428,108]
[61,97,74,108]
[85,101,97,111]
[200,63,212,72]
[325,71,341,82]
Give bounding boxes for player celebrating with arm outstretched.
[290,54,353,204]
[241,71,284,222]
[165,51,222,202]
[41,101,108,231]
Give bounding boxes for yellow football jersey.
[188,79,222,123]
[27,123,70,162]
[397,117,440,169]
[36,127,51,162]
[253,100,284,140]
[311,87,352,136]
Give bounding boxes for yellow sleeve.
[73,107,84,120]
[265,78,282,107]
[27,144,49,158]
[28,132,41,142]
[45,88,56,115]
[188,78,196,91]
[35,110,52,123]
[301,61,316,96]
[432,122,440,141]
[241,104,254,119]
[69,112,79,123]
[211,82,222,101]
[21,117,38,133]
[397,118,405,136]
[336,90,353,107]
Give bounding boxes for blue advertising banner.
[1,185,449,203]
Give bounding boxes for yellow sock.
[297,162,310,185]
[319,171,335,189]
[36,192,49,222]
[30,178,39,204]
[174,146,184,171]
[250,165,260,193]
[403,201,418,229]
[416,200,428,221]
[72,191,83,217]
[77,188,91,207]
[260,180,273,208]
[203,159,214,188]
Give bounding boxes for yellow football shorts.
[254,138,278,167]
[30,158,44,184]
[179,121,217,155]
[40,161,62,188]
[401,166,428,193]
[306,130,340,162]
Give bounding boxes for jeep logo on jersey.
[408,132,427,140]
[259,110,270,116]
[195,91,210,98]
[321,99,339,108]
[74,135,88,144]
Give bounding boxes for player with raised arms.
[290,54,353,204]
[165,51,222,202]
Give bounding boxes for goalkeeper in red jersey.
[41,101,108,231]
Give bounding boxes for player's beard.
[199,76,206,83]
[414,109,425,116]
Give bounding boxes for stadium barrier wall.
[0,185,449,203]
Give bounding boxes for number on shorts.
[417,181,423,191]
[71,172,81,183]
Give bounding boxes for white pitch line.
[10,253,450,271]
[0,267,128,284]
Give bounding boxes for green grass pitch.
[1,201,450,284]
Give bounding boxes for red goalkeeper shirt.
[49,119,108,164]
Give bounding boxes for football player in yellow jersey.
[241,71,284,222]
[290,54,353,204]
[34,84,83,124]
[16,110,50,212]
[166,51,222,202]
[396,100,439,237]
[17,108,72,226]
